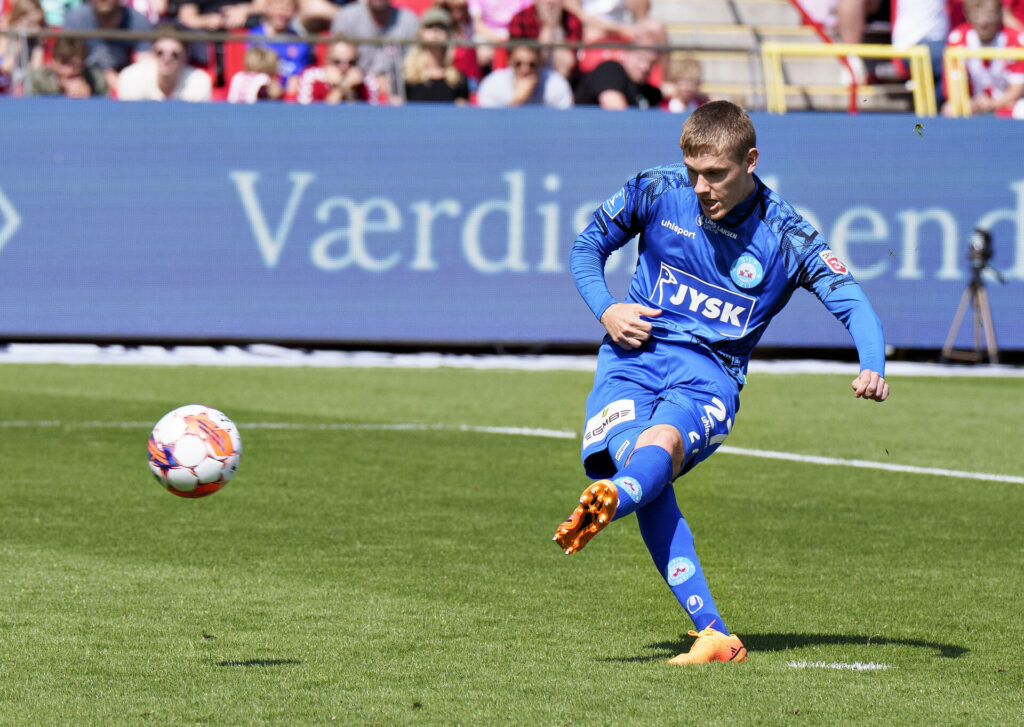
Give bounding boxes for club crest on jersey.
[614,476,643,503]
[730,254,764,289]
[819,249,849,275]
[667,557,696,586]
[652,262,756,338]
[602,188,626,219]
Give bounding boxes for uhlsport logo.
[615,476,643,503]
[696,213,738,240]
[660,219,697,239]
[819,249,850,275]
[652,262,756,338]
[686,595,704,614]
[666,556,696,586]
[603,188,626,219]
[730,254,764,289]
[583,399,636,446]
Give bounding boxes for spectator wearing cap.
[117,24,212,100]
[329,0,419,96]
[476,43,572,107]
[401,7,469,103]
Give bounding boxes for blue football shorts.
[580,338,740,480]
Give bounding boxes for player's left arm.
[792,237,890,402]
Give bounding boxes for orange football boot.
[667,622,747,665]
[553,480,618,554]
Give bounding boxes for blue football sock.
[608,445,674,521]
[636,484,727,634]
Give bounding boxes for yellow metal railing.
[943,45,1024,117]
[761,42,937,116]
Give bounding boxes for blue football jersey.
[571,163,886,386]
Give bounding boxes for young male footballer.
[554,101,889,665]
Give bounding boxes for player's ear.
[745,148,759,173]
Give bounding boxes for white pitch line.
[1,420,1020,483]
[787,661,891,671]
[0,419,577,440]
[718,446,1024,485]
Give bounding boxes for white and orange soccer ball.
[147,405,242,498]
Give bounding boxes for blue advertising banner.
[0,99,1021,349]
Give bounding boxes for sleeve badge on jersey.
[602,188,626,219]
[819,249,849,275]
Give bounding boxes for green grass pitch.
[0,363,1021,725]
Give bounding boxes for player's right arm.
[570,176,662,349]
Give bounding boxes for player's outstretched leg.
[554,445,674,554]
[636,485,747,664]
[553,479,618,554]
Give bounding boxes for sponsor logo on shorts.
[613,439,632,463]
[696,213,739,240]
[660,219,697,239]
[819,249,849,275]
[602,188,626,219]
[686,595,704,614]
[583,399,636,446]
[652,262,756,338]
[614,476,642,503]
[667,556,696,586]
[730,254,764,289]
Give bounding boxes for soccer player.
[553,101,889,665]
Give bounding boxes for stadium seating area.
[1,0,1022,115]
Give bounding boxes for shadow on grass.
[602,633,968,663]
[215,659,302,667]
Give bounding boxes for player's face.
[683,148,758,221]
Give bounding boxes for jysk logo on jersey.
[583,399,636,446]
[819,249,849,275]
[730,254,763,289]
[667,557,696,586]
[653,262,756,338]
[602,188,626,219]
[614,476,643,503]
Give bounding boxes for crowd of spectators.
[1,0,1022,116]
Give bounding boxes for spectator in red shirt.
[296,39,388,103]
[432,0,481,84]
[1005,0,1024,31]
[508,0,583,80]
[943,0,1024,116]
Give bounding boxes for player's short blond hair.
[679,100,756,163]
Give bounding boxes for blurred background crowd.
[0,0,1021,116]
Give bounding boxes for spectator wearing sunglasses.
[296,39,387,104]
[508,0,583,81]
[117,24,212,100]
[476,42,572,107]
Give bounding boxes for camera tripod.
[940,267,999,364]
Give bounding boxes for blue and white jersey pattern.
[571,163,886,386]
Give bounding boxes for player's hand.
[600,303,661,350]
[851,369,889,402]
